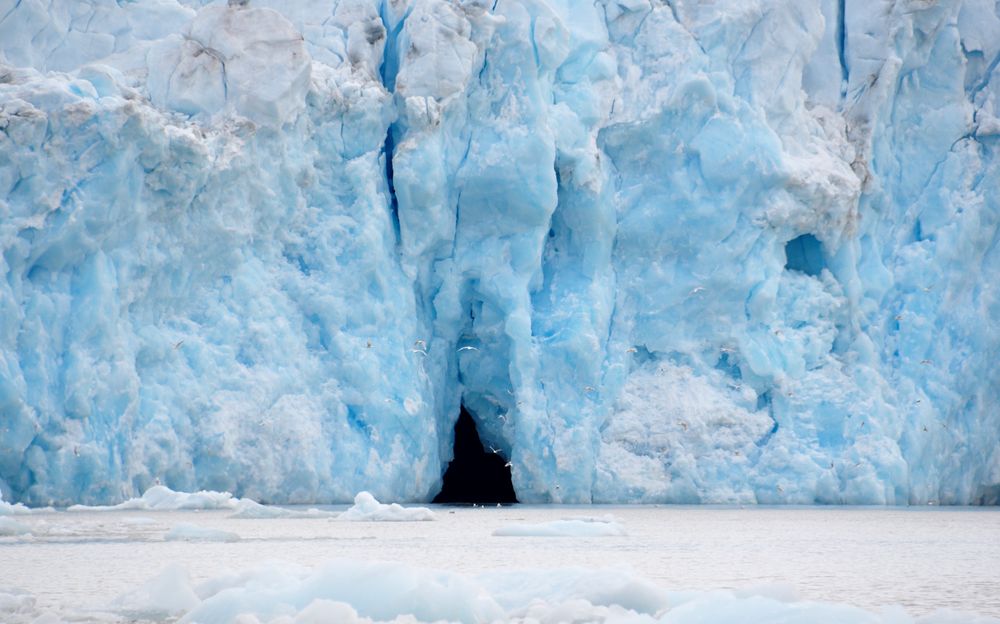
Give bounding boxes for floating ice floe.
[0,587,37,623]
[492,515,627,537]
[68,485,241,512]
[336,492,435,522]
[229,499,337,519]
[112,563,200,620]
[0,493,49,515]
[164,522,240,543]
[0,517,31,536]
[110,560,1000,624]
[67,485,342,518]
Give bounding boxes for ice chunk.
[109,560,1000,624]
[0,588,36,622]
[68,486,239,512]
[0,496,35,516]
[112,563,200,619]
[164,522,241,542]
[179,560,504,624]
[336,492,435,522]
[0,517,31,536]
[493,516,627,537]
[229,499,337,519]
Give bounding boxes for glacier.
[0,0,998,507]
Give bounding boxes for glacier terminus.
[0,0,998,507]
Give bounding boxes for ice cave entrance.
[433,406,517,504]
[784,233,827,276]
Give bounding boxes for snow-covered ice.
[0,0,998,507]
[336,491,435,522]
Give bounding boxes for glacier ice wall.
[0,0,997,506]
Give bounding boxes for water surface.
[2,505,997,621]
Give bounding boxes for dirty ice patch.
[492,515,627,537]
[335,492,435,522]
[164,522,240,543]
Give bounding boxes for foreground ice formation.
[91,560,998,624]
[0,0,998,506]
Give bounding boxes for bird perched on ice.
[228,0,249,6]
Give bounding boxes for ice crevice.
[836,0,849,101]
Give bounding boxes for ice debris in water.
[0,0,998,507]
[67,485,241,512]
[0,517,31,536]
[0,494,36,516]
[106,560,1000,624]
[493,515,627,537]
[228,499,337,519]
[112,563,201,620]
[164,522,240,543]
[336,492,435,522]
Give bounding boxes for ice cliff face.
[1,0,997,506]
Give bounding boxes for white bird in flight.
[457,346,479,352]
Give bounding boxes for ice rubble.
[103,560,1000,624]
[337,491,435,522]
[0,0,998,506]
[62,485,426,520]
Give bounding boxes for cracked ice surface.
[0,0,997,506]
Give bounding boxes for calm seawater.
[2,505,998,620]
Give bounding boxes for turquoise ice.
[0,0,997,505]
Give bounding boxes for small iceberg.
[0,517,31,536]
[492,516,626,537]
[336,492,435,522]
[164,523,240,543]
[228,499,337,519]
[69,485,240,512]
[0,493,48,515]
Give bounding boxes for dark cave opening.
[432,406,517,504]
[784,233,827,277]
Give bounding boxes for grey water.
[2,505,998,621]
